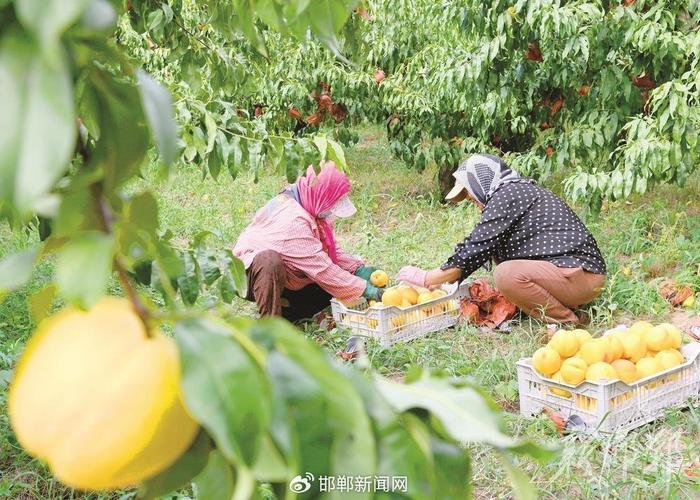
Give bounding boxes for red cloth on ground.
[460,279,517,328]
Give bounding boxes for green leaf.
[56,232,114,308]
[15,0,90,49]
[150,260,178,301]
[28,284,57,323]
[77,76,101,139]
[284,140,300,182]
[248,140,262,179]
[431,436,472,499]
[227,136,243,181]
[376,374,538,452]
[129,260,152,286]
[350,360,465,494]
[53,181,103,237]
[177,251,200,306]
[306,0,352,45]
[193,229,222,248]
[208,146,223,180]
[127,191,159,235]
[88,66,149,192]
[155,239,184,277]
[497,451,538,500]
[232,0,268,56]
[224,251,248,299]
[232,465,255,500]
[313,136,328,162]
[264,351,335,481]
[255,0,284,30]
[137,70,178,166]
[249,319,376,485]
[0,35,75,215]
[337,363,397,427]
[0,247,38,297]
[252,434,290,482]
[194,450,235,500]
[375,416,433,498]
[140,431,212,500]
[219,268,237,303]
[175,318,271,467]
[204,112,218,154]
[326,138,348,171]
[197,248,222,286]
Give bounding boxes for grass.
[1,125,699,498]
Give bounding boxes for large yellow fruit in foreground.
[532,347,561,376]
[9,298,199,491]
[548,331,579,358]
[586,362,618,383]
[560,357,588,385]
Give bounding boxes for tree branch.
[76,134,153,334]
[88,183,153,334]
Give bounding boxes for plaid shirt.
[233,193,367,301]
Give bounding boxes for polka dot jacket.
[442,181,607,279]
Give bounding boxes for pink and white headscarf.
[295,162,354,263]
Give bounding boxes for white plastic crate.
[330,281,470,346]
[517,340,700,435]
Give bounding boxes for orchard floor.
[1,126,699,498]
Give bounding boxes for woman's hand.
[398,266,463,288]
[425,267,463,287]
[354,264,377,281]
[396,266,429,287]
[362,283,384,301]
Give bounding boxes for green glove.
[354,265,377,281]
[363,283,383,301]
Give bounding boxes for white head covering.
[445,153,529,204]
[319,194,356,220]
[329,194,356,218]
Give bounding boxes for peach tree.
[349,0,700,211]
[149,1,699,213]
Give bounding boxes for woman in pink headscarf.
[233,162,384,321]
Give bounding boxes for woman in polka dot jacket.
[397,154,606,325]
